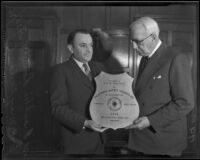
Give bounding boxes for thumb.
[134,118,142,124]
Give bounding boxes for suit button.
[142,102,145,106]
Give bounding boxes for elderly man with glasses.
[125,17,194,157]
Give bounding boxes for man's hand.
[84,120,108,132]
[125,116,150,130]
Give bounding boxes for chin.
[86,57,92,62]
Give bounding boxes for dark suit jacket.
[50,57,104,154]
[128,44,194,156]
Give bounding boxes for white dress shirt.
[73,57,91,74]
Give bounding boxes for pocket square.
[153,75,162,79]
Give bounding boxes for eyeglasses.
[131,34,152,45]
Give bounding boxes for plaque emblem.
[107,97,122,111]
[90,71,139,130]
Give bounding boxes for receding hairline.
[73,33,93,43]
[67,29,92,45]
[130,17,160,36]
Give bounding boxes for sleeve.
[148,53,194,131]
[50,65,86,133]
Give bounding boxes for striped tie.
[82,63,92,81]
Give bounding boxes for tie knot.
[142,56,149,61]
[82,63,90,73]
[140,56,149,67]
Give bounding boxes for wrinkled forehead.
[74,33,93,44]
[130,23,147,39]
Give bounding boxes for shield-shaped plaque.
[90,71,139,130]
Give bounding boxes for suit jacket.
[128,44,194,156]
[50,56,104,154]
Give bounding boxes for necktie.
[82,63,92,81]
[137,56,149,80]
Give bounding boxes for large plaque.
[90,71,139,130]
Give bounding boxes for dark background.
[2,1,199,159]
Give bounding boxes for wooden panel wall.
[3,7,59,155]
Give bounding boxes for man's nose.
[86,45,92,52]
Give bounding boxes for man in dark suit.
[50,29,106,154]
[125,17,194,157]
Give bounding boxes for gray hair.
[130,17,160,37]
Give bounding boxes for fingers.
[125,123,139,129]
[92,126,109,132]
[125,117,150,130]
[124,124,134,129]
[124,118,140,129]
[134,117,142,124]
[85,120,100,128]
[85,120,108,132]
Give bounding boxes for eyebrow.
[78,42,93,45]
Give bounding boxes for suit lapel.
[88,61,98,78]
[135,44,170,93]
[69,57,94,90]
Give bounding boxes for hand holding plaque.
[90,72,139,130]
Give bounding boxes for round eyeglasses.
[131,34,152,45]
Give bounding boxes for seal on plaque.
[89,71,139,130]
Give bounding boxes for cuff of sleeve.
[82,126,86,130]
[148,115,159,133]
[75,117,86,133]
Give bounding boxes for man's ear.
[67,44,73,53]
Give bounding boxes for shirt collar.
[148,39,162,58]
[73,57,90,72]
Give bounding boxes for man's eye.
[80,44,87,47]
[79,44,93,48]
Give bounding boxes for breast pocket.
[147,74,171,103]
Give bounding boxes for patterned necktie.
[82,63,92,81]
[137,56,149,80]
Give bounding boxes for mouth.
[84,53,92,60]
[85,53,92,57]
